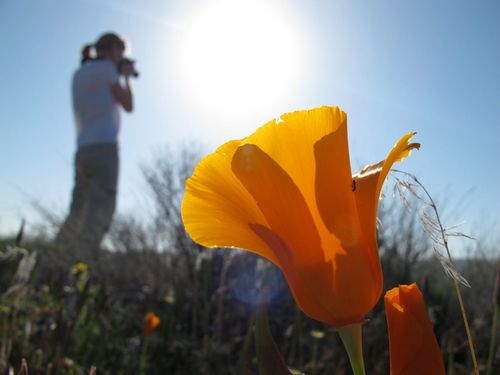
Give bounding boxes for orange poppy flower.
[182,106,419,326]
[385,283,445,375]
[144,312,160,336]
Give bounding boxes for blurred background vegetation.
[1,148,498,374]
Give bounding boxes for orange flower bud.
[385,283,445,375]
[144,312,160,336]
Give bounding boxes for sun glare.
[179,0,302,116]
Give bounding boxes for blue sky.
[1,0,499,253]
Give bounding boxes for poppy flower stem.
[139,336,149,375]
[337,323,366,375]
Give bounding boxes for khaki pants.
[55,143,119,258]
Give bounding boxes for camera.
[118,58,139,78]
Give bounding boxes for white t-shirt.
[72,59,120,148]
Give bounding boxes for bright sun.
[179,0,302,116]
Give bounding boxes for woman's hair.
[80,32,126,64]
[80,44,94,64]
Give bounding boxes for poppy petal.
[314,121,360,246]
[181,140,278,264]
[232,144,323,263]
[232,144,338,320]
[233,144,376,325]
[250,224,335,323]
[353,133,420,244]
[243,107,348,237]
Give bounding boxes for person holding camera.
[55,32,137,259]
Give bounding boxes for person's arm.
[111,78,133,112]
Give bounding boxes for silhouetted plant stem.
[486,269,500,375]
[255,287,291,375]
[447,349,455,375]
[310,338,319,375]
